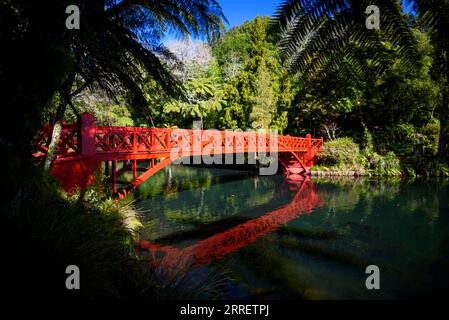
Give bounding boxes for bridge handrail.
[93,125,323,153]
[32,123,79,158]
[33,113,324,159]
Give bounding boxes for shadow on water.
[134,166,449,299]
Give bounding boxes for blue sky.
[219,0,279,28]
[164,0,279,43]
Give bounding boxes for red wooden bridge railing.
[33,113,323,195]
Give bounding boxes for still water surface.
[135,166,449,299]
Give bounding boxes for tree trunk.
[436,41,449,164]
[438,75,449,163]
[44,106,65,169]
[438,114,448,163]
[44,74,75,170]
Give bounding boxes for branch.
[107,0,135,16]
[60,90,79,117]
[70,82,89,97]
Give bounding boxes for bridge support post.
[80,113,96,156]
[112,160,117,193]
[105,161,110,178]
[306,134,312,168]
[132,160,137,180]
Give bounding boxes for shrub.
[404,166,417,177]
[316,134,403,176]
[370,151,402,176]
[361,127,402,176]
[381,119,440,175]
[318,137,360,167]
[422,160,449,177]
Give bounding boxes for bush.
[318,137,360,166]
[422,160,449,177]
[370,151,402,176]
[380,119,440,175]
[361,128,402,176]
[316,134,403,176]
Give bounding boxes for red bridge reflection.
[138,176,323,272]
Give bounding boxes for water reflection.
[135,167,449,299]
[138,176,323,271]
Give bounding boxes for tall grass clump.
[2,168,229,299]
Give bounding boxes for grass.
[2,168,229,300]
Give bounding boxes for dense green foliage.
[142,16,294,132]
[315,137,402,176]
[301,26,446,176]
[272,0,449,175]
[63,16,295,133]
[71,13,447,176]
[317,138,362,168]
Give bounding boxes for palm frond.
[415,0,449,45]
[272,0,420,80]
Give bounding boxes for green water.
[135,166,449,299]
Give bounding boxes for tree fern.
[272,0,420,80]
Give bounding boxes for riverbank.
[315,136,449,178]
[311,169,366,177]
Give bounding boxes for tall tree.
[220,16,281,130]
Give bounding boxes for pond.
[134,166,449,299]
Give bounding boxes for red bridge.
[33,113,323,195]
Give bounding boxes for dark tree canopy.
[0,0,225,149]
